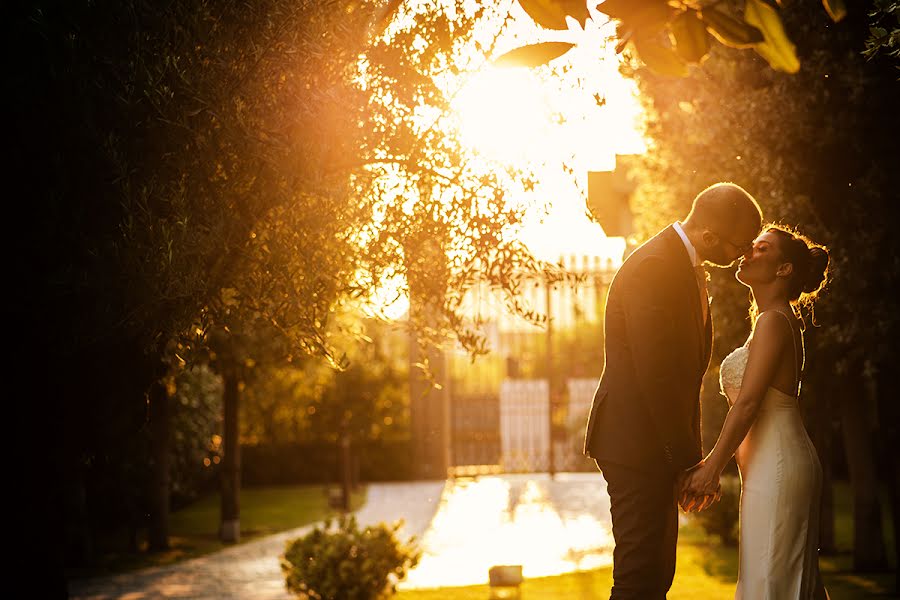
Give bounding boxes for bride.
[681,224,831,599]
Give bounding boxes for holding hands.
[678,460,722,513]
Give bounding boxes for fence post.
[545,271,556,479]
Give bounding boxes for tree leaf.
[493,41,576,67]
[822,0,847,23]
[632,35,689,77]
[597,0,674,33]
[669,10,710,64]
[745,0,800,73]
[699,8,764,48]
[516,0,591,30]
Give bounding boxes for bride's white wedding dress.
[719,311,825,599]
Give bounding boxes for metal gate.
[449,393,501,475]
[499,380,550,472]
[449,378,598,475]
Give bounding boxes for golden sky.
[449,3,645,262]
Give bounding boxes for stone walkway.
[400,472,613,589]
[68,473,615,599]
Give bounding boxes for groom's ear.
[700,230,718,248]
[777,262,794,277]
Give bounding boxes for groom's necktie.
[695,265,709,324]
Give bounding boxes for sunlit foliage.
[501,0,847,75]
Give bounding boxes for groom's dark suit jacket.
[584,224,712,475]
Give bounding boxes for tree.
[242,316,409,448]
[179,0,547,546]
[864,0,900,69]
[18,0,548,582]
[20,0,378,564]
[499,0,846,74]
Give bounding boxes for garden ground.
[68,476,895,600]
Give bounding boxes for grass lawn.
[67,484,366,579]
[398,482,897,600]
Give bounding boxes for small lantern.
[488,564,523,599]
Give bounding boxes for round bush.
[281,515,420,600]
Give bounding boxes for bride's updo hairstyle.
[766,225,830,309]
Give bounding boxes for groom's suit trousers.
[598,460,678,600]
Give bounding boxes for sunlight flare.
[452,68,556,164]
[399,474,614,589]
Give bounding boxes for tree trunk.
[340,431,352,512]
[220,367,241,543]
[884,448,900,593]
[65,475,93,565]
[876,365,900,593]
[352,451,361,492]
[148,377,172,551]
[839,373,887,571]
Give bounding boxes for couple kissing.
[584,182,831,600]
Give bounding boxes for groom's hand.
[676,467,701,512]
[680,462,721,512]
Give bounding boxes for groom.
[583,182,762,599]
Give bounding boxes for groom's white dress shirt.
[673,221,708,322]
[672,221,699,267]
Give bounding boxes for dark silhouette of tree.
[16,0,542,589]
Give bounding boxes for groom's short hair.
[686,182,762,235]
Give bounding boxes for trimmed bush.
[281,515,420,600]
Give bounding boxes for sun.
[450,41,646,171]
[448,38,646,264]
[451,67,556,164]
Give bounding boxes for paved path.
[69,473,615,599]
[400,472,613,589]
[69,481,447,600]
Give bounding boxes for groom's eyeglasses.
[716,232,754,255]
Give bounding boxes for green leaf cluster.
[499,0,847,75]
[863,0,900,69]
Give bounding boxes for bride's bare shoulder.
[751,311,794,346]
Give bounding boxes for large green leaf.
[596,0,674,33]
[632,35,689,77]
[699,8,764,48]
[745,0,800,73]
[822,0,847,23]
[670,10,710,64]
[517,0,591,30]
[493,41,576,67]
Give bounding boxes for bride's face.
[735,231,786,286]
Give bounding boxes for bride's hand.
[677,464,703,512]
[681,461,721,512]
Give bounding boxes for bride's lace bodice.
[719,342,750,406]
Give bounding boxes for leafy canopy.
[498,0,846,75]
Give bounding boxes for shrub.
[692,474,741,546]
[281,515,420,600]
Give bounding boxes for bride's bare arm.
[682,312,790,506]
